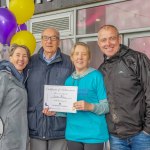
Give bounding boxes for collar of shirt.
[43,52,56,64]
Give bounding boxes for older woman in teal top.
[65,42,109,150]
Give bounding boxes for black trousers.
[67,140,104,150]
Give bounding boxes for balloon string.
[18,25,21,31]
[16,25,21,32]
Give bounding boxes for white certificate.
[44,85,78,113]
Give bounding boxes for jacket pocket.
[51,117,66,131]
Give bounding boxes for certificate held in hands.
[44,85,78,113]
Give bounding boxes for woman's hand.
[73,100,94,111]
[42,108,56,116]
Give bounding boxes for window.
[77,0,150,34]
[30,0,150,68]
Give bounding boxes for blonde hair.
[71,42,91,60]
[9,44,30,59]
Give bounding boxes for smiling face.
[9,47,29,73]
[71,44,91,74]
[41,28,60,59]
[98,26,121,57]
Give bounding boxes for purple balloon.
[0,7,17,45]
[16,23,27,32]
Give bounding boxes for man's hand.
[42,108,56,116]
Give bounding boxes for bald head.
[42,27,60,39]
[98,25,119,39]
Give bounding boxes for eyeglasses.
[42,35,59,41]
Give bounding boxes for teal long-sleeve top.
[64,68,109,143]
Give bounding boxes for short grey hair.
[98,25,119,39]
[41,27,60,39]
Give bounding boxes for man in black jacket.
[98,25,150,150]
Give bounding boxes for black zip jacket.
[99,44,150,138]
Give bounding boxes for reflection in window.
[60,39,74,55]
[129,37,150,59]
[86,41,103,69]
[77,0,150,34]
[77,6,106,35]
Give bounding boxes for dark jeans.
[110,131,150,150]
[67,140,104,150]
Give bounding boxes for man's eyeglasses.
[42,35,59,41]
